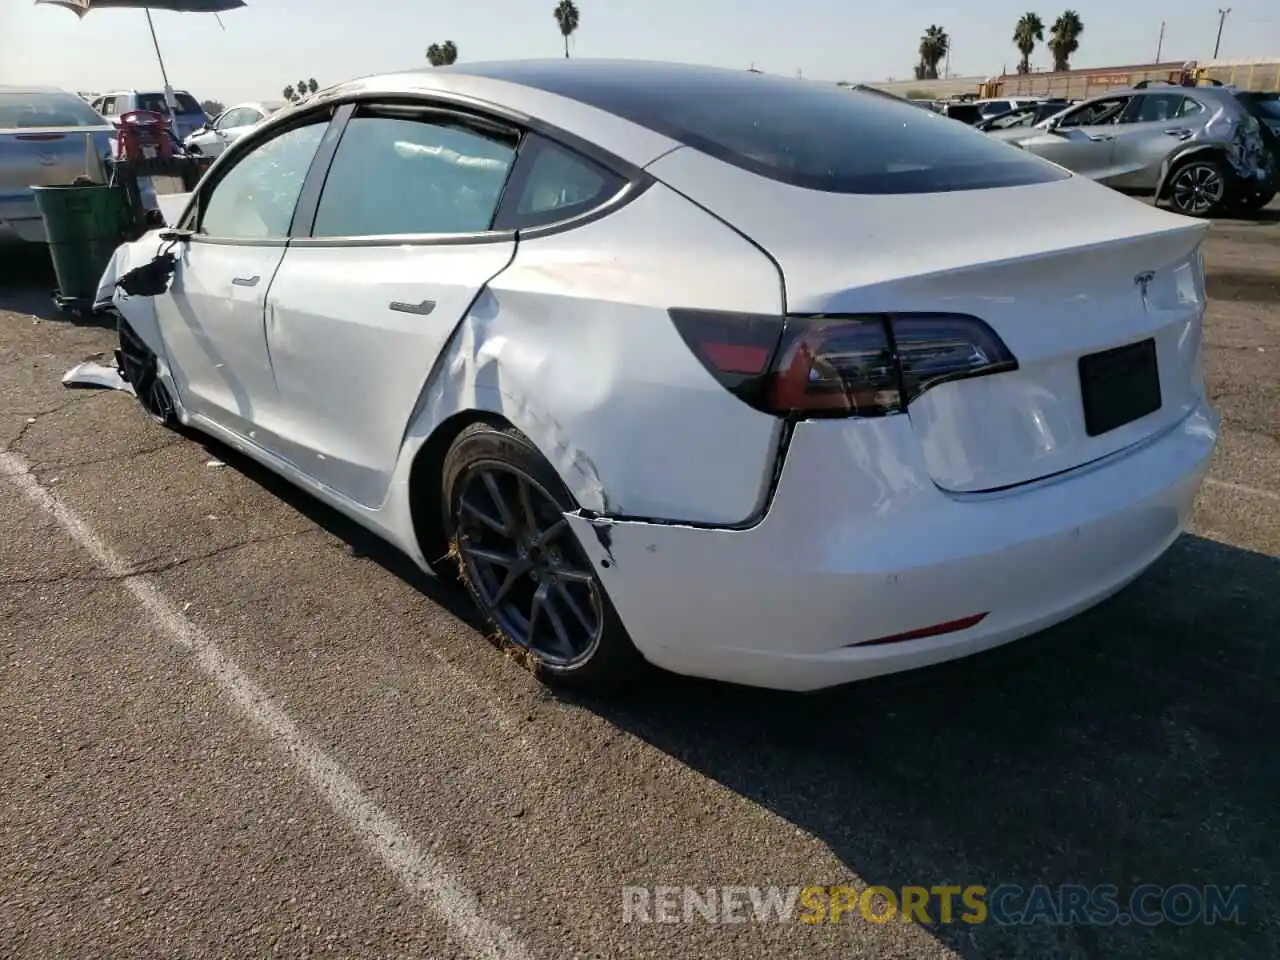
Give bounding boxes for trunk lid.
[647,148,1210,493]
[0,125,116,193]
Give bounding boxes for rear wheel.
[441,422,646,688]
[1166,158,1232,217]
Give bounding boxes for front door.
[154,115,330,436]
[262,103,521,508]
[1033,95,1131,180]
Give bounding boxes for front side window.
[312,108,517,237]
[216,108,249,130]
[198,119,328,240]
[1057,97,1129,128]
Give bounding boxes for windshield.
[0,91,109,129]
[985,108,1038,130]
[462,63,1068,194]
[136,92,204,115]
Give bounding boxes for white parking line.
[1207,477,1280,502]
[0,449,532,960]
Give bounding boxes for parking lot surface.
[1,208,1277,959]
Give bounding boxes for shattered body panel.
[393,181,785,527]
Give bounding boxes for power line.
[1214,8,1231,59]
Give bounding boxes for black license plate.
[1078,338,1162,437]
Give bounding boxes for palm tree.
[308,78,319,94]
[554,0,580,58]
[427,41,459,66]
[1013,13,1044,74]
[1048,10,1084,72]
[918,25,949,80]
[282,84,296,102]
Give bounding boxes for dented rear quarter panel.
[390,180,788,528]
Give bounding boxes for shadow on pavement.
[576,534,1278,960]
[172,427,493,637]
[172,422,1278,959]
[0,241,113,328]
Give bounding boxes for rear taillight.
[669,309,1017,418]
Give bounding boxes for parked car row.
[983,85,1278,217]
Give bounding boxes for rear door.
[260,102,520,507]
[1106,92,1206,188]
[154,110,333,435]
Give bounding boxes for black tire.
[1165,157,1233,217]
[440,422,647,689]
[1237,186,1276,213]
[115,317,177,427]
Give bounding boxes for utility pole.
[1156,21,1166,62]
[1214,8,1231,59]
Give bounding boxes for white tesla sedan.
[100,60,1219,692]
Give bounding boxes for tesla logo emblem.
[1134,271,1154,301]
[37,153,58,166]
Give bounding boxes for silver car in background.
[0,86,116,244]
[184,101,286,157]
[986,85,1276,217]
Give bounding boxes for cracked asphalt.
[1,206,1278,960]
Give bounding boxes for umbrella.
[35,0,246,129]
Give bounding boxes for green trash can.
[32,184,130,311]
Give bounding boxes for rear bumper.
[565,399,1218,692]
[0,197,45,243]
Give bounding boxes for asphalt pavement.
[1,206,1277,960]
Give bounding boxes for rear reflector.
[850,613,989,648]
[668,308,1017,418]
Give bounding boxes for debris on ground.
[61,360,134,395]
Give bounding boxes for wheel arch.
[407,408,512,572]
[1155,144,1232,200]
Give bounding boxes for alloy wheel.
[1171,163,1225,216]
[454,463,604,667]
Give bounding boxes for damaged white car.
[98,60,1219,692]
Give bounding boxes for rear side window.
[489,71,1067,194]
[494,135,624,230]
[1242,94,1280,119]
[1126,94,1185,123]
[312,108,517,237]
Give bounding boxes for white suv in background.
[91,89,209,140]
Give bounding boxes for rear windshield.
[474,65,1069,194]
[136,92,204,115]
[1243,94,1280,118]
[0,91,108,129]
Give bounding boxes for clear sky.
[4,0,1280,106]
